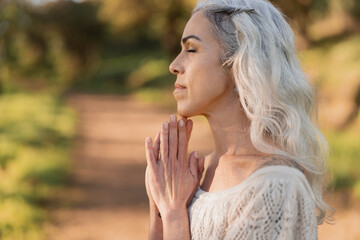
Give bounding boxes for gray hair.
[193,0,333,224]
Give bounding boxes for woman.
[144,0,333,239]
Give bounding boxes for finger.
[177,118,187,167]
[160,122,169,166]
[185,119,193,142]
[145,167,153,200]
[168,114,178,161]
[189,151,198,178]
[153,132,160,161]
[198,155,205,174]
[197,156,205,183]
[145,137,156,170]
[169,115,179,195]
[186,186,197,208]
[161,121,173,193]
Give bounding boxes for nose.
[169,55,184,75]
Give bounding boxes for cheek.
[191,65,229,100]
[177,68,230,117]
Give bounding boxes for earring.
[234,87,239,96]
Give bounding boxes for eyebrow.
[181,35,202,44]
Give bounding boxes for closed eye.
[187,49,197,53]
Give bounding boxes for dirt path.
[45,94,360,240]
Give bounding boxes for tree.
[0,0,107,93]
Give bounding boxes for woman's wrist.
[162,208,190,240]
[162,207,188,223]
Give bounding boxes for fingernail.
[170,115,176,122]
[195,151,199,159]
[179,119,184,127]
[146,137,152,145]
[163,121,168,130]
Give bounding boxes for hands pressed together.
[145,115,205,231]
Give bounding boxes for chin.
[176,101,201,118]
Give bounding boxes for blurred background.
[0,0,359,239]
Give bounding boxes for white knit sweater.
[187,166,318,240]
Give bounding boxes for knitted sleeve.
[223,173,318,240]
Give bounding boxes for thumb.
[185,119,193,142]
[198,156,205,175]
[189,151,198,178]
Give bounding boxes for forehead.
[182,11,216,43]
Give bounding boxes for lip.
[174,82,186,89]
[173,82,187,95]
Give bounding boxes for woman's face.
[169,11,233,117]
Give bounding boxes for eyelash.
[186,49,197,53]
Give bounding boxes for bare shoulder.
[254,155,304,173]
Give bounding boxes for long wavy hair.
[193,0,333,224]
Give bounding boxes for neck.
[203,96,263,160]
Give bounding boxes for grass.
[0,93,76,240]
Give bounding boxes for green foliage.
[299,33,360,196]
[334,0,360,22]
[0,0,184,94]
[0,0,106,94]
[0,198,44,240]
[0,93,76,239]
[0,0,359,95]
[72,50,174,94]
[98,0,193,55]
[300,35,360,89]
[326,129,360,191]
